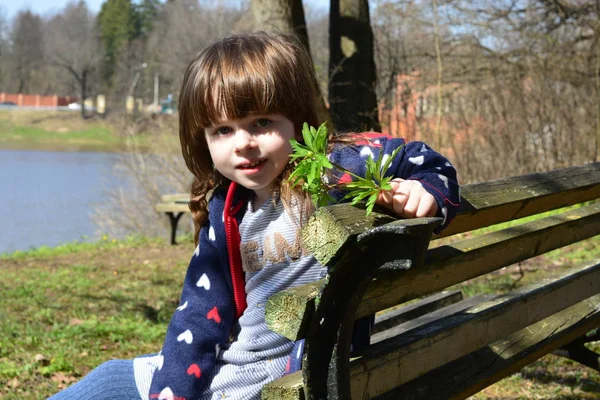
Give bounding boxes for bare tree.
[0,8,9,92]
[46,1,101,118]
[146,0,246,101]
[11,10,44,94]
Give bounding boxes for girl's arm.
[332,134,460,231]
[386,139,460,230]
[148,221,234,400]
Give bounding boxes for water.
[0,149,129,254]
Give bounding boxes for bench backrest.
[262,162,600,399]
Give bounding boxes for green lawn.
[1,233,598,398]
[0,236,192,399]
[0,110,148,152]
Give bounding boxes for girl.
[50,32,459,400]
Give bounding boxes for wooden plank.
[373,290,463,334]
[360,202,600,318]
[348,262,600,399]
[439,162,600,238]
[377,294,600,400]
[265,203,600,340]
[261,371,304,400]
[160,193,189,202]
[155,203,190,213]
[371,294,494,343]
[265,294,600,400]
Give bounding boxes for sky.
[1,0,105,19]
[0,0,328,21]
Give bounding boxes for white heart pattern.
[359,146,374,159]
[176,301,188,311]
[209,226,216,241]
[194,245,200,257]
[177,329,193,344]
[196,273,211,290]
[408,155,424,165]
[158,387,174,400]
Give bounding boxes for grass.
[0,110,151,152]
[0,236,192,399]
[1,234,598,399]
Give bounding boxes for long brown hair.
[178,32,323,243]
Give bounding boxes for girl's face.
[204,113,298,208]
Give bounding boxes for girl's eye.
[255,118,272,127]
[215,126,232,135]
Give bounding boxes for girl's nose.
[233,129,255,153]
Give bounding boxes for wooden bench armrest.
[265,202,600,341]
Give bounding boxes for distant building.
[0,92,78,108]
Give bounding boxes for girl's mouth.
[238,159,266,172]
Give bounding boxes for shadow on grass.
[75,291,179,324]
[520,368,600,394]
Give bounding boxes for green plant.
[288,122,403,215]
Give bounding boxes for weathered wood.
[439,162,600,237]
[265,281,322,341]
[160,193,189,202]
[262,163,600,400]
[372,290,463,334]
[267,294,600,400]
[347,262,600,399]
[374,294,600,400]
[371,294,494,344]
[300,203,397,267]
[265,202,600,340]
[360,202,600,318]
[261,370,304,400]
[155,202,190,213]
[303,218,441,400]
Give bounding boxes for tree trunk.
[80,69,88,119]
[329,0,381,132]
[249,0,329,126]
[249,0,310,52]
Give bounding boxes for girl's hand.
[376,178,438,218]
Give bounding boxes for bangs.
[192,39,296,129]
[179,33,321,152]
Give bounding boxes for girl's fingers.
[376,179,402,209]
[401,182,425,218]
[392,189,409,216]
[375,179,438,219]
[416,193,438,217]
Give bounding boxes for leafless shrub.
[92,115,193,240]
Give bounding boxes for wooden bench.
[261,162,600,399]
[155,193,190,244]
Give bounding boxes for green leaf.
[301,122,314,149]
[381,144,404,177]
[365,192,379,216]
[315,154,333,169]
[316,122,329,153]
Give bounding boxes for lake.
[0,149,129,254]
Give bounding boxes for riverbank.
[1,235,599,399]
[0,109,175,153]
